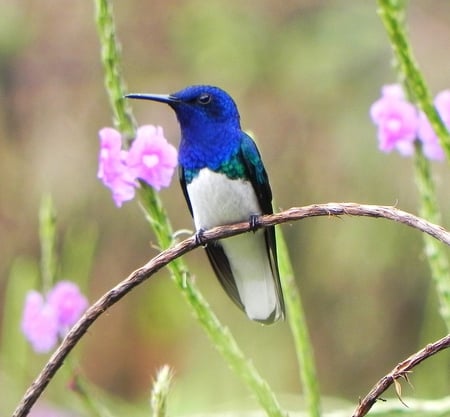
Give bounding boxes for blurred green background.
[1,0,449,415]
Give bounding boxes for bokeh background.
[1,0,450,415]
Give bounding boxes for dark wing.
[205,242,245,310]
[239,133,273,215]
[238,133,285,316]
[179,166,193,216]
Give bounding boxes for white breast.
[186,168,261,230]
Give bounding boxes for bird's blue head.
[127,85,243,170]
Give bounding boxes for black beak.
[125,93,180,105]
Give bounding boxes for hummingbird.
[126,85,285,324]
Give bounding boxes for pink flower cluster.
[21,281,88,353]
[370,84,448,161]
[98,125,178,207]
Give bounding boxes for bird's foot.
[194,228,208,247]
[249,214,261,232]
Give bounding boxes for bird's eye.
[197,94,212,105]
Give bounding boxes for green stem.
[277,229,321,417]
[38,195,57,291]
[94,1,287,416]
[414,146,450,330]
[71,372,113,417]
[377,0,450,158]
[377,0,450,332]
[94,0,135,136]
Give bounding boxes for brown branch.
[11,202,450,417]
[352,333,450,417]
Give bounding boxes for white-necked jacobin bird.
[126,85,285,324]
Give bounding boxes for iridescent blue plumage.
[126,85,285,324]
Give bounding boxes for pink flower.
[21,291,59,353]
[126,125,178,191]
[47,281,88,334]
[417,90,449,161]
[418,113,445,161]
[29,405,79,417]
[21,282,88,353]
[97,126,178,205]
[98,127,136,207]
[370,84,419,156]
[435,89,450,126]
[370,84,448,161]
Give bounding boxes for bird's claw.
[194,228,207,247]
[249,214,261,232]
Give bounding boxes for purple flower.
[98,128,136,207]
[370,84,419,156]
[417,90,450,161]
[21,282,88,353]
[97,126,178,206]
[126,125,178,191]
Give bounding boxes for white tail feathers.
[221,232,283,324]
